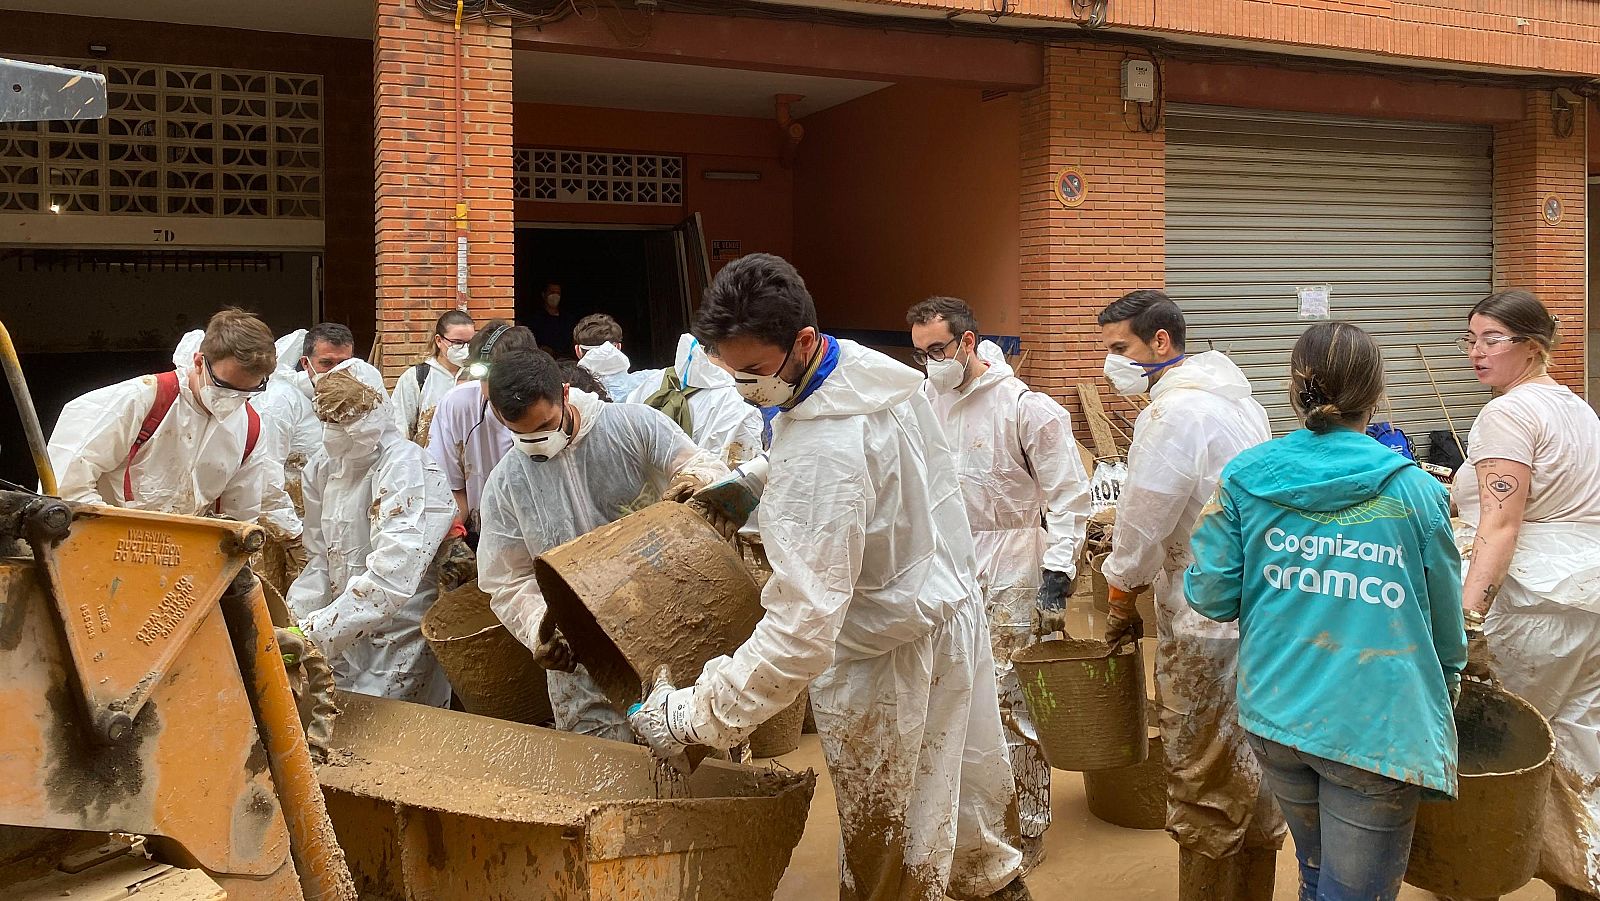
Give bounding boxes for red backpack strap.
[124,371,181,502]
[242,402,261,463]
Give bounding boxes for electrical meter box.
[1121,60,1156,103]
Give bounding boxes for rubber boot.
[1179,847,1277,901]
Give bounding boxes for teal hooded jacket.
[1184,427,1467,797]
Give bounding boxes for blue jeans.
[1246,734,1422,901]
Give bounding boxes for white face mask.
[545,294,561,307]
[511,407,572,462]
[201,385,249,419]
[925,351,967,393]
[733,342,800,408]
[1103,354,1151,396]
[445,343,471,367]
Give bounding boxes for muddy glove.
[282,533,309,574]
[276,626,306,668]
[1035,569,1074,637]
[1448,678,1462,709]
[1103,585,1145,650]
[661,470,711,504]
[627,666,706,775]
[687,457,768,536]
[533,630,578,673]
[1463,628,1493,681]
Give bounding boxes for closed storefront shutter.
[1165,104,1493,456]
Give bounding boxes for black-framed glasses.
[203,355,269,394]
[439,336,471,346]
[911,336,961,365]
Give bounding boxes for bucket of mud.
[1404,681,1554,898]
[422,581,553,725]
[535,501,765,715]
[1084,735,1165,829]
[1013,638,1147,771]
[749,693,808,759]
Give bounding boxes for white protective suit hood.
[1148,350,1257,404]
[785,338,923,421]
[275,329,307,374]
[677,333,734,390]
[314,358,399,474]
[576,341,631,378]
[624,335,762,467]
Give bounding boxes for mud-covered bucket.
[1084,701,1166,829]
[422,581,553,725]
[750,693,808,759]
[1404,681,1554,898]
[535,502,765,714]
[1013,638,1147,771]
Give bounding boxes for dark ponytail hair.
[431,309,475,358]
[1290,321,1385,433]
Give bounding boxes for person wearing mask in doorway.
[392,309,475,445]
[1451,290,1600,901]
[49,308,290,527]
[628,255,1030,901]
[1185,321,1466,901]
[477,347,727,742]
[627,333,763,467]
[286,358,456,706]
[906,295,1090,871]
[426,322,535,535]
[529,282,576,357]
[573,313,646,401]
[1097,289,1286,900]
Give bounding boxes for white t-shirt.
[425,380,512,524]
[1453,381,1600,526]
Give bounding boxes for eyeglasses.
[439,336,471,346]
[1454,334,1528,355]
[203,356,269,394]
[911,337,961,365]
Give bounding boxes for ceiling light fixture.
[701,170,762,181]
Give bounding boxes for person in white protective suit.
[476,347,728,743]
[285,358,455,706]
[906,295,1090,870]
[627,332,763,467]
[1096,290,1285,901]
[627,255,1031,901]
[48,309,293,527]
[1452,290,1600,901]
[392,309,476,444]
[425,322,531,530]
[573,313,649,401]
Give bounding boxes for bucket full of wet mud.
[422,580,553,725]
[1013,638,1147,771]
[1404,680,1554,898]
[535,501,765,714]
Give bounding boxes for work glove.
[686,457,769,539]
[1448,679,1462,709]
[1035,569,1074,637]
[661,470,711,504]
[627,665,705,775]
[1103,585,1145,651]
[533,630,578,673]
[276,625,306,668]
[1463,628,1493,681]
[282,534,309,573]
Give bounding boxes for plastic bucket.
[1404,681,1555,898]
[534,502,764,715]
[422,581,553,725]
[1084,734,1166,830]
[749,693,808,759]
[1012,638,1148,771]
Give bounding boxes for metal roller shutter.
[1165,104,1493,456]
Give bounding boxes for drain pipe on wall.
[454,0,470,313]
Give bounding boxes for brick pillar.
[1018,46,1165,436]
[1493,90,1588,395]
[373,0,515,380]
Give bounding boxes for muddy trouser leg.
[988,592,1050,842]
[546,665,633,744]
[1158,633,1286,901]
[952,599,1027,898]
[1483,606,1600,897]
[1245,733,1421,901]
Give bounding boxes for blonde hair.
[199,308,277,378]
[1290,321,1385,433]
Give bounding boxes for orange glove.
[1104,585,1145,650]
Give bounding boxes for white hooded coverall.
[924,340,1090,842]
[673,339,1023,900]
[285,359,456,707]
[253,329,323,510]
[48,330,293,527]
[1102,351,1286,859]
[626,334,763,467]
[477,392,726,742]
[576,341,649,402]
[391,356,458,443]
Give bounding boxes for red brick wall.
[1018,45,1164,429]
[374,0,514,378]
[0,12,375,350]
[1493,91,1588,393]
